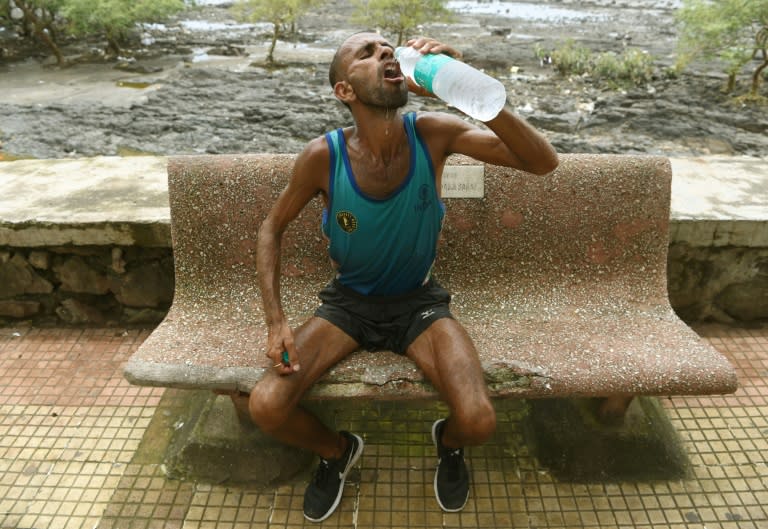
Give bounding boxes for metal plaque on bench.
[441,165,484,198]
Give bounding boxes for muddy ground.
[0,0,766,160]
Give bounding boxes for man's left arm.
[419,110,558,176]
[405,37,559,175]
[480,109,559,175]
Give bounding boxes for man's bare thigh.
[258,317,360,404]
[405,318,487,404]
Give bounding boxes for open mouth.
[383,62,404,83]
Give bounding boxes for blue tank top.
[322,112,445,296]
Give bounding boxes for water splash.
[447,1,609,21]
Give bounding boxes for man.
[248,33,558,522]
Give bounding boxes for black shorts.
[314,279,454,355]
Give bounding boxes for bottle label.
[414,53,453,94]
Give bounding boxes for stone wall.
[0,245,173,325]
[668,244,768,323]
[2,242,767,327]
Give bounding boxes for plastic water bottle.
[395,46,507,122]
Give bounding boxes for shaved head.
[328,31,382,88]
[328,47,346,88]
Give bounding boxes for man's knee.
[248,380,290,433]
[454,399,496,446]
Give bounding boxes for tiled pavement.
[0,323,766,529]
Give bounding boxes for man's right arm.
[257,137,329,373]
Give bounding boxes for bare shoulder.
[297,134,331,170]
[413,111,474,135]
[413,111,477,146]
[264,134,333,226]
[413,111,479,162]
[291,134,332,194]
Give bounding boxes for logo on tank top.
[336,211,358,233]
[415,184,432,212]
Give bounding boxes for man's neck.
[350,107,406,160]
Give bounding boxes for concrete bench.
[123,153,738,481]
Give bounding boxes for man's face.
[337,33,408,109]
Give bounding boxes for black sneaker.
[432,419,470,512]
[303,431,364,522]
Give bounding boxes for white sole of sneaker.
[304,433,365,523]
[432,419,469,513]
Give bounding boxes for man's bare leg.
[249,316,364,522]
[407,318,496,511]
[248,317,360,458]
[407,318,496,448]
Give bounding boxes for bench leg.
[526,397,690,481]
[215,390,252,426]
[597,395,635,425]
[162,390,313,484]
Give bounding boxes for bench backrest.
[126,152,740,398]
[167,153,672,323]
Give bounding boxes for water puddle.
[0,152,36,162]
[179,20,261,32]
[116,81,152,89]
[447,1,609,21]
[191,48,212,63]
[144,17,269,38]
[117,146,157,157]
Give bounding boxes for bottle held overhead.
[395,46,507,122]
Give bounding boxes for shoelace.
[441,448,464,481]
[312,459,332,486]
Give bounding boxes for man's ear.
[333,81,355,105]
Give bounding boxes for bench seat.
[124,154,737,401]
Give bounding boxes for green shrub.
[549,40,593,76]
[538,40,656,88]
[63,0,185,56]
[351,0,452,46]
[234,0,324,65]
[676,0,767,99]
